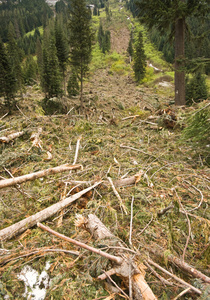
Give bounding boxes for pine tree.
[127,31,134,63]
[68,0,94,107]
[186,72,208,105]
[98,20,104,50]
[23,55,37,85]
[135,0,209,106]
[7,22,23,94]
[55,17,69,93]
[0,38,17,111]
[41,31,62,99]
[67,69,79,97]
[133,31,146,82]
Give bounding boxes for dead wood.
[78,214,157,300]
[0,163,82,189]
[37,222,122,265]
[0,181,101,241]
[147,245,210,284]
[147,258,202,295]
[0,131,24,143]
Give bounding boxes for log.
[79,214,157,300]
[0,131,24,143]
[147,245,210,284]
[0,163,82,189]
[0,181,101,241]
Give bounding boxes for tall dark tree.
[55,17,69,93]
[68,0,94,107]
[0,38,17,111]
[135,0,209,106]
[133,31,146,82]
[41,32,62,99]
[7,22,23,93]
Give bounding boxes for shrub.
[181,103,210,164]
[186,72,208,105]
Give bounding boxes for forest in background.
[0,0,210,299]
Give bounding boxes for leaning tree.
[135,0,209,106]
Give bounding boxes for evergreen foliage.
[68,0,94,105]
[0,38,17,110]
[55,17,69,78]
[182,104,210,164]
[67,70,80,97]
[0,0,53,42]
[127,31,134,61]
[41,32,62,99]
[133,31,146,82]
[22,55,38,85]
[134,0,210,106]
[97,20,111,53]
[7,22,23,92]
[186,72,208,105]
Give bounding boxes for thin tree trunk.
[0,181,101,241]
[0,164,82,189]
[174,14,185,106]
[80,69,83,108]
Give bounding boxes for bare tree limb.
[37,222,123,265]
[146,245,210,284]
[0,181,101,241]
[0,164,82,189]
[0,131,24,143]
[147,258,202,295]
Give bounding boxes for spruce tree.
[7,22,23,94]
[67,69,79,97]
[0,38,16,111]
[133,31,146,82]
[135,0,209,106]
[68,0,94,107]
[186,72,208,105]
[55,17,69,93]
[41,31,62,99]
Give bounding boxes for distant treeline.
[0,0,53,42]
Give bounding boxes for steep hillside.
[0,1,209,299]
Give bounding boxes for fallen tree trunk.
[77,214,157,300]
[0,131,24,143]
[0,163,82,189]
[0,181,101,242]
[147,245,210,284]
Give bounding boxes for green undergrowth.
[0,2,209,299]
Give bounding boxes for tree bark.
[147,245,210,284]
[0,181,101,241]
[174,14,186,106]
[0,131,24,143]
[81,214,158,300]
[0,164,82,189]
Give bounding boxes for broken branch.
[37,222,123,265]
[0,131,24,143]
[147,258,201,295]
[0,181,101,241]
[0,163,82,189]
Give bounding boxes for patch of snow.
[17,261,51,300]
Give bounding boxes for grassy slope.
[0,1,209,299]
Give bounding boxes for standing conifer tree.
[7,22,23,94]
[135,0,209,105]
[55,17,69,93]
[41,32,62,99]
[133,31,146,82]
[68,0,94,107]
[0,38,16,111]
